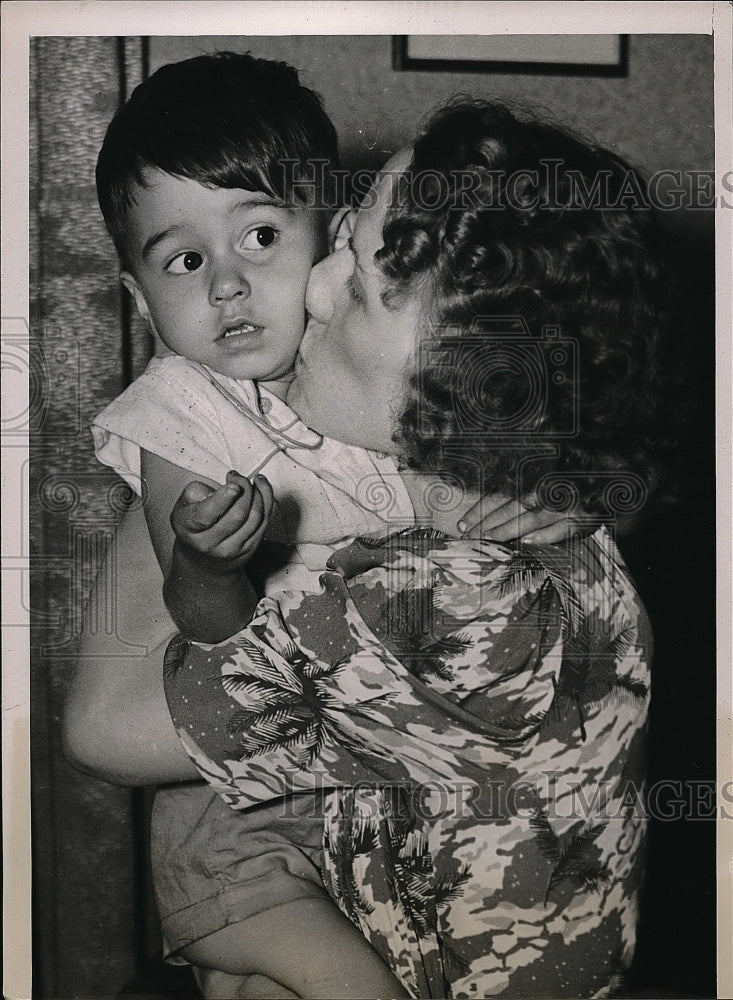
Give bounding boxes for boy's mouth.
[220,321,260,340]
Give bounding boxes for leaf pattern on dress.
[221,637,395,769]
[530,808,611,905]
[492,547,584,637]
[162,632,189,679]
[546,620,648,742]
[166,526,651,998]
[321,813,379,920]
[380,582,473,682]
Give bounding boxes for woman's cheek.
[343,315,375,373]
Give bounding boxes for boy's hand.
[458,492,597,544]
[170,471,274,572]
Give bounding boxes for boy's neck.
[153,345,295,403]
[259,370,296,402]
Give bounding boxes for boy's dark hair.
[96,51,339,266]
[378,98,670,514]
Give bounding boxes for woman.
[66,99,665,997]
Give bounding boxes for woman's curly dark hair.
[376,99,670,515]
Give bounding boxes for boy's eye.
[241,225,279,250]
[167,251,204,274]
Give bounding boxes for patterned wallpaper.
[31,37,154,999]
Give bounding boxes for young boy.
[93,51,411,999]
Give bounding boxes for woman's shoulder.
[368,524,650,640]
[527,526,652,641]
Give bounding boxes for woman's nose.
[305,250,350,325]
[209,260,251,306]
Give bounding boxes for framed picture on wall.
[393,35,628,76]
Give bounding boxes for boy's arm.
[141,450,272,643]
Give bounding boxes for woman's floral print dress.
[165,527,651,998]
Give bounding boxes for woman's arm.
[62,503,201,785]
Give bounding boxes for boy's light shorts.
[151,782,330,959]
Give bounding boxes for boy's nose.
[209,263,251,305]
[305,250,349,324]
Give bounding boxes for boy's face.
[121,170,323,382]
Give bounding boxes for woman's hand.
[170,471,274,572]
[458,493,598,544]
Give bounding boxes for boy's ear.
[119,271,173,357]
[120,271,152,326]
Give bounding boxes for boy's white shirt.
[92,354,415,589]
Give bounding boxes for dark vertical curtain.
[30,37,154,998]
